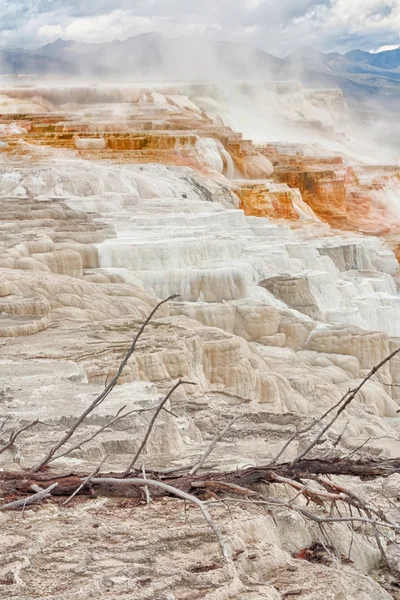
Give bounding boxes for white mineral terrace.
[1,85,400,600]
[3,157,398,334]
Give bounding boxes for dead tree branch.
[296,508,399,531]
[272,348,400,467]
[123,378,196,476]
[290,347,400,467]
[63,455,108,505]
[31,295,177,473]
[0,420,39,456]
[270,392,353,465]
[50,406,152,464]
[140,464,152,505]
[189,415,240,476]
[3,456,400,500]
[0,417,11,436]
[348,437,372,459]
[0,483,58,511]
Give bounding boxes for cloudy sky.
[1,0,399,55]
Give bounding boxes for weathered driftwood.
[2,457,400,500]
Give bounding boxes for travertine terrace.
[1,81,400,599]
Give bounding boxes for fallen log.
[1,457,400,501]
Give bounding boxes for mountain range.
[1,33,400,111]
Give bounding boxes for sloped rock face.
[0,83,400,600]
[260,274,323,320]
[267,145,400,235]
[276,164,347,223]
[234,181,302,220]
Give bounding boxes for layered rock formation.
[269,145,400,235]
[0,82,400,600]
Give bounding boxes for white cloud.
[65,10,152,42]
[371,43,400,52]
[38,24,63,39]
[0,0,399,55]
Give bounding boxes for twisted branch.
[31,295,177,472]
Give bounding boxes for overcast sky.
[1,0,399,55]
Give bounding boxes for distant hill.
[346,47,400,70]
[30,33,285,80]
[286,45,400,111]
[0,48,73,75]
[1,33,400,111]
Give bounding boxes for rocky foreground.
[1,82,400,599]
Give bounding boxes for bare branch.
[189,415,240,476]
[51,406,135,463]
[38,404,178,467]
[0,416,11,435]
[331,421,349,450]
[190,480,260,498]
[318,522,342,562]
[0,483,58,511]
[0,420,39,457]
[270,473,345,502]
[269,428,300,465]
[348,437,372,459]
[366,508,391,569]
[288,482,310,505]
[269,391,353,465]
[297,508,400,531]
[290,347,400,467]
[123,378,196,477]
[63,455,109,505]
[316,477,397,529]
[140,464,152,505]
[204,497,400,535]
[31,295,177,473]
